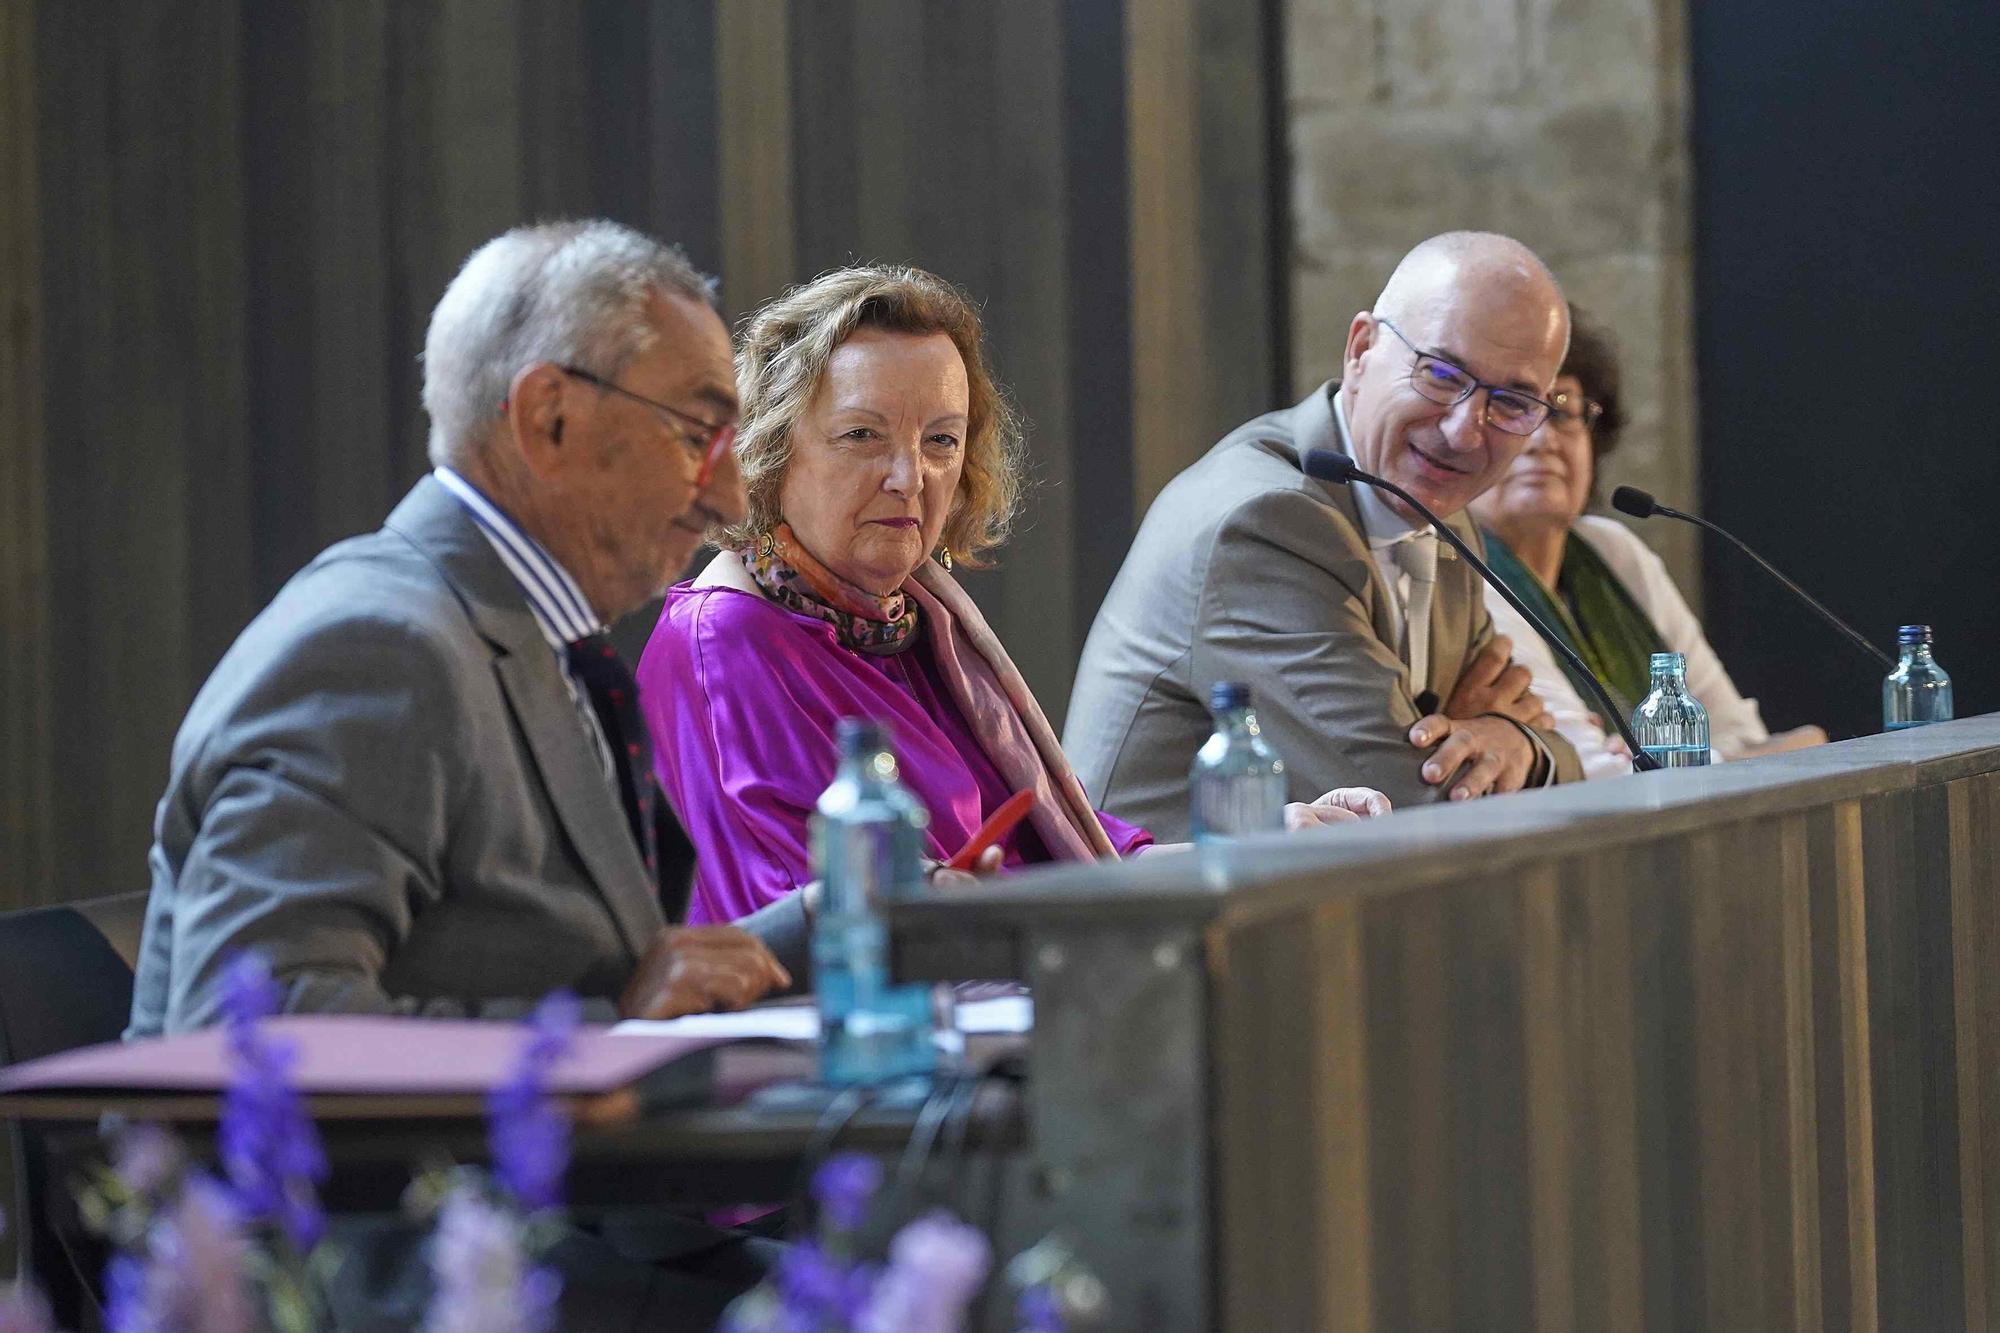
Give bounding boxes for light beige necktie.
[1393,532,1439,694]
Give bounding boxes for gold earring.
[758,531,777,560]
[935,547,954,571]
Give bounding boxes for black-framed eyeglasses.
[1371,316,1553,437]
[1545,390,1604,433]
[558,364,737,485]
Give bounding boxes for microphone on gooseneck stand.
[1301,447,1661,772]
[1609,486,1894,672]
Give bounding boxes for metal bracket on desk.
[1007,922,1211,1333]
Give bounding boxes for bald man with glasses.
[1066,231,1583,831]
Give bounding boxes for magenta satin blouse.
[638,583,1153,924]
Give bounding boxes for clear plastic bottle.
[1631,651,1711,769]
[1883,624,1953,730]
[811,718,938,1085]
[1189,682,1288,841]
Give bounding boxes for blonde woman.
[637,266,1389,923]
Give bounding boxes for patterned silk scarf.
[1483,527,1667,722]
[742,523,921,655]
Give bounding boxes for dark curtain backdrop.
[0,0,1283,912]
[1691,0,2000,741]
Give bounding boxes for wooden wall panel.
[1863,786,1966,1326]
[1948,772,2000,1331]
[1125,0,1204,509]
[1125,0,1283,512]
[1521,853,1646,1332]
[34,1,250,907]
[0,0,54,905]
[1209,760,2000,1331]
[716,0,795,318]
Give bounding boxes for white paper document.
[613,994,1032,1041]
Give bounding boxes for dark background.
[1691,0,2000,740]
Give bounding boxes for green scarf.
[1482,527,1667,722]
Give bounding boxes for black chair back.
[0,894,146,1327]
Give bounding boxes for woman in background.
[1471,305,1825,776]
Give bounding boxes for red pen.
[945,789,1038,871]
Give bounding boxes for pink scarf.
[903,562,1120,862]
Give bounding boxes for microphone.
[1610,486,1894,672]
[1303,448,1660,772]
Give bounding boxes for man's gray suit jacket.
[128,476,806,1037]
[1064,381,1581,838]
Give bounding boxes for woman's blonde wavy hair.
[720,265,1025,568]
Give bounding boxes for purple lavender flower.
[112,1123,185,1201]
[486,991,581,1213]
[218,952,328,1252]
[811,1153,883,1232]
[101,1253,145,1333]
[856,1210,992,1333]
[0,1280,59,1333]
[105,1173,258,1333]
[717,1287,810,1333]
[1014,1284,1065,1333]
[421,1184,559,1333]
[776,1238,879,1326]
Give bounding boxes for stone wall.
[1283,0,1700,595]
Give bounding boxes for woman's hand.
[1734,725,1829,758]
[1284,787,1393,831]
[927,845,1005,889]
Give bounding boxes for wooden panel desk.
[891,716,2000,1332]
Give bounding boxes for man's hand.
[1443,636,1549,729]
[619,925,792,1020]
[1284,787,1394,831]
[1408,712,1537,800]
[1734,725,1829,758]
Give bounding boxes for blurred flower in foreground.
[421,1185,560,1333]
[723,1152,990,1333]
[218,954,328,1252]
[488,991,581,1214]
[0,1207,61,1333]
[856,1209,991,1333]
[423,990,580,1333]
[104,1174,258,1333]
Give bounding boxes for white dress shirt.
[1330,391,1557,785]
[1334,392,1441,666]
[433,466,617,781]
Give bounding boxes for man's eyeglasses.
[1545,390,1604,433]
[1372,316,1553,437]
[558,364,737,486]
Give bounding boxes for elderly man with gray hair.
[1067,231,1584,829]
[126,219,805,1326]
[130,218,801,1037]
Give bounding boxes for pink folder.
[0,1016,721,1119]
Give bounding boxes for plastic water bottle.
[1190,682,1287,841]
[1632,651,1710,768]
[1883,624,1953,730]
[811,718,938,1085]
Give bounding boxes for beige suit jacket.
[1064,381,1580,837]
